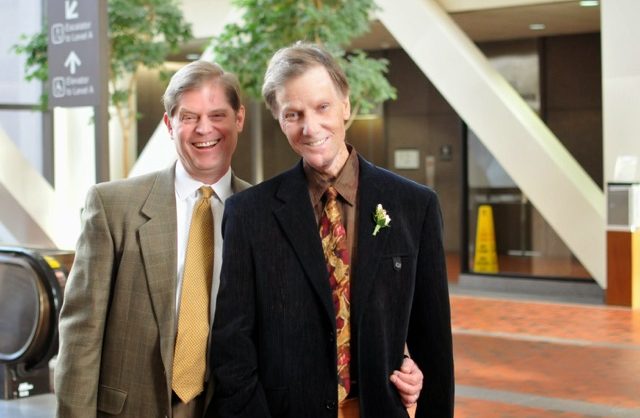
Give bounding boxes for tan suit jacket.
[55,165,250,418]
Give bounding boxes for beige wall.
[602,0,640,184]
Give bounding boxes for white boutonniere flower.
[372,204,391,236]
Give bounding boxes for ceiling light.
[529,23,546,31]
[579,0,599,7]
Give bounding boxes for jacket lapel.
[270,158,391,329]
[231,172,252,193]
[273,164,335,325]
[352,157,389,328]
[138,165,178,380]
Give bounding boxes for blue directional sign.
[48,0,106,107]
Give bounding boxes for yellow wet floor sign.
[473,204,499,273]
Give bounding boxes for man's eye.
[284,112,299,121]
[319,103,329,111]
[209,114,225,121]
[181,114,197,123]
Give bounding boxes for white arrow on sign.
[64,51,82,75]
[65,0,79,20]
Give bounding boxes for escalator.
[0,247,72,399]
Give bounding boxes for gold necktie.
[172,186,214,403]
[319,186,351,402]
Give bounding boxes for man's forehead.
[176,86,233,113]
[182,81,229,101]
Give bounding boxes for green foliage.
[210,0,396,116]
[12,0,193,109]
[13,31,48,82]
[108,0,192,106]
[340,50,396,114]
[13,31,49,110]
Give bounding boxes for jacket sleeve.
[55,186,114,418]
[209,198,271,417]
[408,191,455,418]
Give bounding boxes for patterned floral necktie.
[319,185,351,402]
[172,186,214,403]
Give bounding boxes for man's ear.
[342,95,351,121]
[163,113,173,136]
[236,105,246,133]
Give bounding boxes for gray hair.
[163,60,242,117]
[262,42,349,116]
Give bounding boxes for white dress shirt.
[174,160,234,323]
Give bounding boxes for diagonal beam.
[377,0,606,286]
[0,127,79,249]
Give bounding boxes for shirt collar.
[174,160,233,202]
[304,145,359,208]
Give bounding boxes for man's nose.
[302,114,320,136]
[195,117,213,134]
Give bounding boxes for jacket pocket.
[382,252,416,275]
[97,384,127,415]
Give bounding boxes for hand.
[390,357,423,408]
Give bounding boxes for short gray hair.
[163,60,242,117]
[262,42,349,116]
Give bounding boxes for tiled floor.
[452,294,640,417]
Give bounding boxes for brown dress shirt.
[304,145,360,266]
[304,145,360,397]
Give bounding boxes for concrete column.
[602,0,640,306]
[602,0,640,183]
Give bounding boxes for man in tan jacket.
[55,60,250,418]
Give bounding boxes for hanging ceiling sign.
[47,0,106,107]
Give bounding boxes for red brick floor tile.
[450,294,640,415]
[455,397,602,418]
[454,334,640,408]
[451,295,640,345]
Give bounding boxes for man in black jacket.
[211,43,454,418]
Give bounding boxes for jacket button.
[325,400,337,410]
[328,332,335,342]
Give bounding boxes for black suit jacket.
[209,156,454,418]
